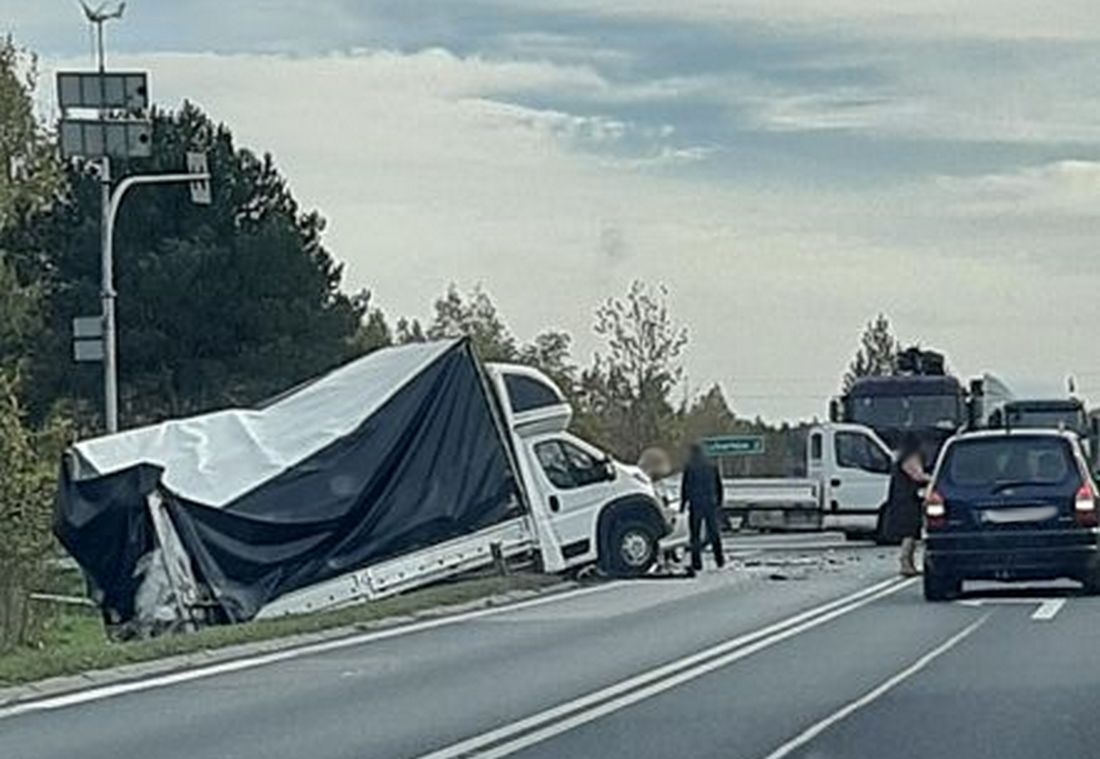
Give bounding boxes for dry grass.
[0,572,560,686]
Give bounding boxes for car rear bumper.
[925,529,1100,581]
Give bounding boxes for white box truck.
[55,339,686,632]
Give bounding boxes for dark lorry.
[833,374,967,462]
[987,398,1100,469]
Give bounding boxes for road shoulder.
[0,573,573,709]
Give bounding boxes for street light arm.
[107,172,210,227]
[104,171,212,291]
[99,168,211,434]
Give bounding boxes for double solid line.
[416,575,919,759]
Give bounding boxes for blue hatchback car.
[923,430,1100,601]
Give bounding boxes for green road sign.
[703,435,765,456]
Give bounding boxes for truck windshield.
[1005,408,1086,434]
[848,395,961,429]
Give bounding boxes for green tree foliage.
[675,385,810,476]
[0,37,57,380]
[679,384,737,445]
[394,317,426,344]
[0,36,59,232]
[0,372,69,650]
[842,313,899,393]
[0,37,67,649]
[424,285,578,392]
[351,297,393,356]
[427,284,519,361]
[3,102,367,425]
[578,281,688,461]
[0,256,42,377]
[518,330,577,398]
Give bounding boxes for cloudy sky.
[4,0,1100,420]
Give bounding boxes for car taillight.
[925,489,946,529]
[1075,482,1098,528]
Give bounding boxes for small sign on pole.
[72,315,104,339]
[73,315,105,362]
[74,340,105,363]
[703,435,765,457]
[186,151,211,205]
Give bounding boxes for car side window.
[534,441,576,489]
[835,432,891,474]
[560,441,605,487]
[505,374,562,413]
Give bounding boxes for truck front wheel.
[606,519,659,577]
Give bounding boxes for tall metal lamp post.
[60,3,210,434]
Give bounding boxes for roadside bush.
[0,372,68,650]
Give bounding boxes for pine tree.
[842,314,899,393]
[3,101,368,425]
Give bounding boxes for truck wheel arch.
[596,495,667,567]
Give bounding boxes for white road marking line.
[760,614,990,759]
[415,577,917,759]
[956,597,1053,607]
[957,596,1071,622]
[1031,599,1066,621]
[0,581,627,720]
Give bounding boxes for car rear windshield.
[943,437,1077,488]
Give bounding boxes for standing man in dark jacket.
[681,443,726,572]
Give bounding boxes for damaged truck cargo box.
[55,339,527,626]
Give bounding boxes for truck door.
[825,429,892,531]
[529,436,616,561]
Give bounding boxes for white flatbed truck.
[663,423,895,542]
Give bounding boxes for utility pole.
[97,20,117,434]
[85,1,126,433]
[60,3,210,434]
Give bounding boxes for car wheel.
[923,567,959,602]
[607,519,658,578]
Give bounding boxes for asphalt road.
[4,533,1098,759]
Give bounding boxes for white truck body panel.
[257,517,534,618]
[258,361,681,619]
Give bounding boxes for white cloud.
[937,161,1100,216]
[710,50,1100,145]
[36,46,1100,420]
[470,100,629,145]
[746,89,926,133]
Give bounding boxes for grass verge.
[0,572,561,687]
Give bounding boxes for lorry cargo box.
[55,339,525,625]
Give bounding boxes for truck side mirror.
[828,399,840,423]
[600,456,616,481]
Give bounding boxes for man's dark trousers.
[689,504,725,571]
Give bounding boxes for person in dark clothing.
[881,432,932,576]
[680,443,726,572]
